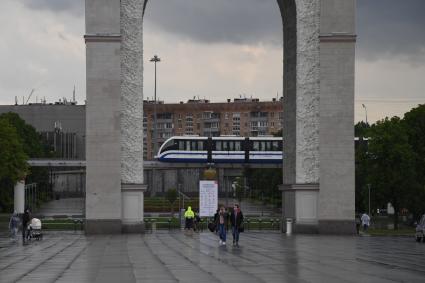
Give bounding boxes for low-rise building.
[0,96,283,160]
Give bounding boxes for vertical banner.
[199,180,218,217]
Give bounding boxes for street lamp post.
[150,55,161,158]
[367,183,371,216]
[362,104,368,125]
[363,104,371,215]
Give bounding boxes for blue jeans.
[219,224,226,242]
[232,226,240,243]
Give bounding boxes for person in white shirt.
[361,213,370,232]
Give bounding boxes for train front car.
[156,136,208,162]
[156,136,283,164]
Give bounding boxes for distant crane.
[25,89,35,104]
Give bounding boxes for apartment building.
[1,97,283,161]
[143,97,283,160]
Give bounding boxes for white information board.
[199,180,218,217]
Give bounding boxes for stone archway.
[84,0,356,234]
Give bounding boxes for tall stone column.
[279,0,321,233]
[120,0,147,233]
[14,180,25,213]
[317,0,356,234]
[279,0,356,234]
[85,0,122,234]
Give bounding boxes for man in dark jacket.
[22,208,31,244]
[230,203,243,247]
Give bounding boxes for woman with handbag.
[230,203,244,247]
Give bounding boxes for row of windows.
[154,112,283,120]
[252,141,281,151]
[251,121,268,127]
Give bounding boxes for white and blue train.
[156,136,283,164]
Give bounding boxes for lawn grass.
[367,228,415,236]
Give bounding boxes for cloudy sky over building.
[0,0,424,122]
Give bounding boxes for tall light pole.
[367,184,371,216]
[362,103,368,125]
[363,103,370,215]
[150,55,161,158]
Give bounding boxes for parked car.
[415,214,425,242]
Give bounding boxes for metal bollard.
[286,218,293,235]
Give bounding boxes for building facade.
[143,97,283,160]
[0,104,86,159]
[1,97,283,161]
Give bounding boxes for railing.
[143,217,282,232]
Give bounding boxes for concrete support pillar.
[218,168,225,204]
[14,180,25,213]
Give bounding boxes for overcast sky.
[0,0,424,123]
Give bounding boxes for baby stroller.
[28,218,43,240]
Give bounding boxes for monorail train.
[156,136,283,163]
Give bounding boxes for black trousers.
[22,225,27,242]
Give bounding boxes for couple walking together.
[217,203,243,247]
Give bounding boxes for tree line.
[0,112,51,212]
[356,104,425,229]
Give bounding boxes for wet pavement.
[1,231,424,283]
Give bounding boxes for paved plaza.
[1,231,425,282]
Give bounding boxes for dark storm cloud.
[144,0,283,46]
[145,0,425,61]
[19,0,84,17]
[18,0,425,61]
[357,0,425,61]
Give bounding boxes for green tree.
[0,113,52,212]
[403,104,425,218]
[0,118,28,182]
[368,117,417,229]
[0,118,28,211]
[0,112,44,158]
[355,122,370,213]
[166,189,178,217]
[245,168,282,207]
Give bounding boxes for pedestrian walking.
[9,211,20,242]
[361,212,370,232]
[194,212,201,232]
[184,206,195,231]
[230,203,244,247]
[22,208,31,244]
[217,206,228,245]
[213,209,219,234]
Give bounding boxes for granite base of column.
[121,183,147,234]
[85,219,122,234]
[294,223,319,234]
[122,222,145,233]
[318,220,357,235]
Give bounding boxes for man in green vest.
[184,206,195,231]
